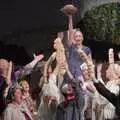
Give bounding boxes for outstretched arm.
[93,81,118,107]
[24,54,44,70]
[67,15,73,46]
[18,54,44,77]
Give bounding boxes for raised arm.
[108,48,114,64]
[77,48,94,79]
[61,4,77,46]
[96,63,105,84]
[17,54,44,78]
[43,52,56,83]
[68,15,73,46]
[24,54,44,70]
[4,61,12,97]
[6,61,12,85]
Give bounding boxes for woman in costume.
[4,84,33,120]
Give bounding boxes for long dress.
[4,103,33,120]
[38,73,61,120]
[56,77,85,120]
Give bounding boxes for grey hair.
[73,28,81,34]
[7,83,22,101]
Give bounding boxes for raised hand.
[97,63,102,79]
[108,48,114,64]
[86,84,96,93]
[33,53,44,61]
[6,61,12,85]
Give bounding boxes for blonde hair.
[19,80,28,90]
[73,29,84,40]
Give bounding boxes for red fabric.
[64,95,75,106]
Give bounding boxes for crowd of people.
[0,10,120,120]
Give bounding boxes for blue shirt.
[66,43,91,81]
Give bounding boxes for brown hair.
[101,62,109,83]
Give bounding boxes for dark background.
[0,0,119,65]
